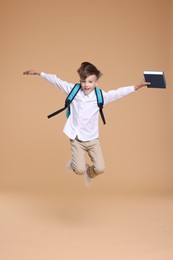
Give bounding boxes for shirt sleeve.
[40,72,75,94]
[103,86,135,105]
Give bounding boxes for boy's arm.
[103,80,151,105]
[134,81,151,90]
[23,70,74,94]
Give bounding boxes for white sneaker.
[65,160,72,172]
[83,164,92,187]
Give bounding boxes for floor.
[1,190,173,260]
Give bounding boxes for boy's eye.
[81,80,94,84]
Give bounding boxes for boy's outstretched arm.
[134,80,151,91]
[23,70,41,76]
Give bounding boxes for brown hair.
[77,62,102,80]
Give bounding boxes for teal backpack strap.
[47,83,81,119]
[65,83,81,118]
[95,87,106,125]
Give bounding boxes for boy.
[23,62,150,186]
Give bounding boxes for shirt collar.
[81,88,96,98]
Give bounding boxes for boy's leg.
[87,139,105,178]
[70,139,86,175]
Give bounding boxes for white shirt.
[41,72,135,141]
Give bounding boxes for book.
[144,71,166,88]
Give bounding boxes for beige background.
[1,0,172,194]
[1,1,173,259]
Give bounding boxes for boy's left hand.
[134,81,151,91]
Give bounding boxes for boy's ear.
[95,80,99,86]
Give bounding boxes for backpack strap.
[95,87,106,125]
[47,84,106,125]
[47,84,81,119]
[65,83,81,118]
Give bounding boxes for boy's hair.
[77,62,102,80]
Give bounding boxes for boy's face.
[80,75,98,95]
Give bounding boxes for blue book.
[144,71,166,88]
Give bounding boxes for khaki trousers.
[70,138,105,178]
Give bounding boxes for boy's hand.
[134,80,151,91]
[23,70,40,76]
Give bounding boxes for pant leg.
[86,139,105,178]
[70,139,86,175]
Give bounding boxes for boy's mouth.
[84,88,90,91]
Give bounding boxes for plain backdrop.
[1,1,173,260]
[1,0,173,195]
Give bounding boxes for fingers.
[140,80,151,87]
[143,81,151,86]
[23,70,38,75]
[23,70,33,75]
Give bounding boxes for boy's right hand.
[23,70,40,76]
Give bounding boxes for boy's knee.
[72,164,86,175]
[95,165,105,175]
[87,165,105,178]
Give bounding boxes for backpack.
[47,83,106,124]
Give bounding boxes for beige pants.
[70,138,105,178]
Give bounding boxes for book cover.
[144,71,166,88]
